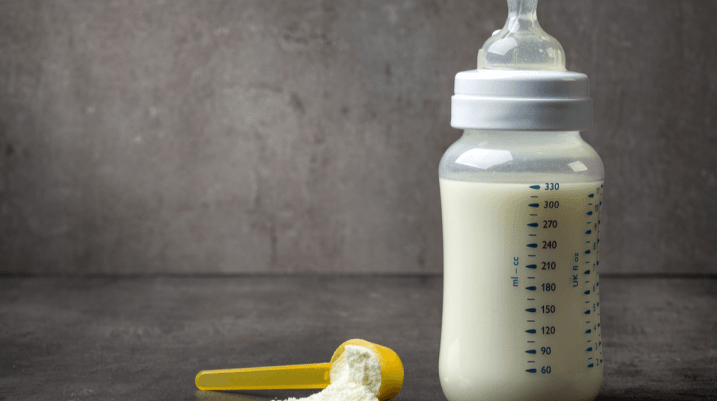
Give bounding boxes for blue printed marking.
[526,286,537,291]
[526,369,537,373]
[585,310,591,314]
[530,185,541,190]
[525,308,536,312]
[529,203,539,208]
[588,363,594,368]
[588,194,594,198]
[526,264,537,269]
[586,230,592,234]
[598,323,600,328]
[585,270,591,274]
[584,290,591,294]
[527,244,538,248]
[599,341,602,346]
[587,211,593,215]
[526,350,537,354]
[527,223,539,227]
[525,329,536,334]
[585,250,591,254]
[586,329,592,334]
[587,347,593,352]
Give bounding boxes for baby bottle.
[438,1,604,400]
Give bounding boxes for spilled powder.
[272,345,382,401]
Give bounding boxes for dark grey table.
[1,275,715,401]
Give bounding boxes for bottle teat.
[477,0,566,71]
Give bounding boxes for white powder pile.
[272,345,383,401]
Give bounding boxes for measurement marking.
[526,350,537,354]
[526,264,537,269]
[584,290,591,294]
[586,329,592,333]
[585,301,590,303]
[588,194,595,198]
[586,230,592,234]
[587,340,592,343]
[584,270,591,274]
[528,255,536,257]
[589,203,593,205]
[526,369,537,373]
[528,277,535,279]
[585,281,590,283]
[531,196,539,198]
[587,347,593,352]
[527,298,535,301]
[587,221,592,224]
[588,363,594,368]
[530,214,538,216]
[527,320,535,322]
[526,286,537,291]
[585,310,591,314]
[586,240,591,243]
[530,185,541,190]
[525,329,536,333]
[525,308,536,312]
[585,250,591,254]
[529,234,537,237]
[529,203,539,208]
[587,321,591,324]
[527,223,539,227]
[527,244,538,248]
[527,361,535,363]
[527,341,535,343]
[587,211,593,215]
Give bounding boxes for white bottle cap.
[451,0,592,131]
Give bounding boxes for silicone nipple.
[477,0,566,71]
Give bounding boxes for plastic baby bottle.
[438,1,604,400]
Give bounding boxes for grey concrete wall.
[1,0,715,274]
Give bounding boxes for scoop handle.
[195,362,333,391]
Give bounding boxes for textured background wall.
[0,0,715,275]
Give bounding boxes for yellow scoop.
[195,339,404,401]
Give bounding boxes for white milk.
[438,178,603,401]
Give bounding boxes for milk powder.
[272,345,382,401]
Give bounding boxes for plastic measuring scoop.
[195,339,404,401]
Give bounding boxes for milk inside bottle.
[438,1,604,400]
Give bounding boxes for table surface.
[1,275,715,401]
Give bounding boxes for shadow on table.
[196,390,275,401]
[597,389,717,401]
